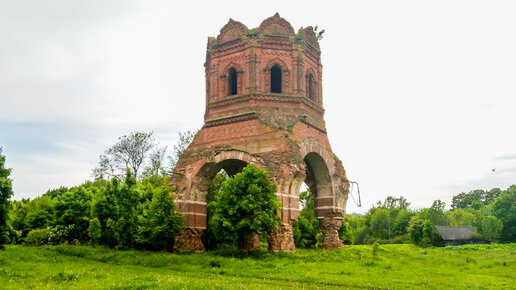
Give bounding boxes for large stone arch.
[304,152,333,218]
[290,137,349,249]
[172,150,257,252]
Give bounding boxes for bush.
[48,225,78,245]
[209,164,280,250]
[24,228,50,246]
[137,185,183,251]
[88,218,102,247]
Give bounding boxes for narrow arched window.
[270,64,282,93]
[308,73,315,101]
[228,68,238,96]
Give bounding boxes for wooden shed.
[435,226,489,247]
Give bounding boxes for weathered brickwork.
[171,13,350,253]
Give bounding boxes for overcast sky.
[1,0,515,213]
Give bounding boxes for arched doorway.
[174,158,248,252]
[304,152,332,219]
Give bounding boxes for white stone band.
[175,200,206,205]
[275,193,299,199]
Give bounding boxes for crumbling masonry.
[170,13,350,252]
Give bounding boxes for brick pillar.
[268,224,296,253]
[173,228,205,253]
[237,232,260,251]
[247,54,258,93]
[319,217,343,250]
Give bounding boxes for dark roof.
[435,226,477,240]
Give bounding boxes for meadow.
[0,244,514,289]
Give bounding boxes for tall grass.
[0,244,514,289]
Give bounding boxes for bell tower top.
[204,13,325,131]
[171,14,350,253]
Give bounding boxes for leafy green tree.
[137,183,183,251]
[427,200,449,226]
[446,208,476,226]
[42,186,68,199]
[9,199,29,241]
[466,207,488,232]
[0,148,14,247]
[370,208,390,239]
[209,164,280,250]
[344,214,366,244]
[492,185,516,242]
[376,196,410,210]
[421,220,439,246]
[25,196,56,233]
[408,216,424,245]
[393,208,412,235]
[481,215,503,242]
[114,169,140,249]
[93,131,156,179]
[142,145,169,177]
[91,178,120,247]
[485,188,503,204]
[54,187,92,243]
[339,220,353,245]
[88,218,102,246]
[451,189,500,210]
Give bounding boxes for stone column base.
[237,232,260,251]
[320,217,343,250]
[173,228,205,253]
[268,224,296,253]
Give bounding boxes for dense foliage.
[343,186,516,246]
[2,132,516,250]
[6,171,183,251]
[291,185,515,248]
[208,164,281,249]
[292,190,321,248]
[0,147,14,248]
[202,172,227,250]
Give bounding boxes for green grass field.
[1,244,515,289]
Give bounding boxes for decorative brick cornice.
[211,41,247,58]
[299,118,327,134]
[204,111,258,128]
[206,93,325,115]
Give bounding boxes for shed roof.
[435,226,477,240]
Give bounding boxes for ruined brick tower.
[170,13,350,252]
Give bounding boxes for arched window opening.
[228,68,238,96]
[308,73,315,101]
[270,64,282,93]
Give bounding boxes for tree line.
[0,132,282,251]
[1,131,515,250]
[291,186,515,248]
